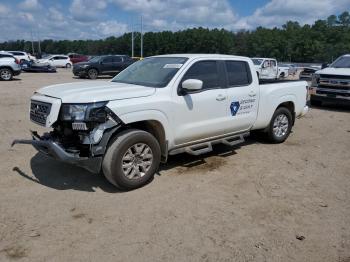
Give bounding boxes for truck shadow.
[13,153,121,193]
[12,139,260,193]
[309,102,350,112]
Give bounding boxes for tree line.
[1,11,350,63]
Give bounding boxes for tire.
[102,129,161,190]
[267,107,293,143]
[310,98,322,107]
[279,72,285,78]
[66,63,72,68]
[0,68,13,81]
[88,68,98,79]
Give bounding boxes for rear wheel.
[267,107,292,143]
[66,63,72,68]
[88,68,98,79]
[102,129,161,190]
[0,68,13,81]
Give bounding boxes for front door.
[224,60,259,132]
[172,60,228,145]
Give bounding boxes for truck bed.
[259,79,301,85]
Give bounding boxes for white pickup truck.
[252,58,289,80]
[310,54,350,106]
[13,54,308,190]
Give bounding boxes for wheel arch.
[277,101,295,125]
[125,120,168,162]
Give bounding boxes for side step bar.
[170,132,249,156]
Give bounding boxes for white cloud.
[18,0,41,11]
[95,21,128,36]
[0,0,349,42]
[235,0,350,30]
[70,0,108,22]
[110,0,237,30]
[0,4,9,15]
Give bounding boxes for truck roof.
[252,57,277,60]
[152,54,251,60]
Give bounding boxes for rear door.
[172,60,228,145]
[111,56,124,74]
[224,60,259,132]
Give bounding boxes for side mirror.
[321,63,329,69]
[182,79,203,91]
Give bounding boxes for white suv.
[0,52,21,80]
[37,55,73,68]
[7,51,35,63]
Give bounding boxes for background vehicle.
[279,63,298,75]
[252,58,289,80]
[5,51,35,63]
[309,54,350,106]
[299,67,318,81]
[68,53,89,64]
[0,52,21,80]
[72,55,135,79]
[13,54,308,190]
[37,55,72,68]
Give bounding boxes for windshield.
[89,56,101,63]
[252,59,263,65]
[112,57,188,87]
[330,56,350,68]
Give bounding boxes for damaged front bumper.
[12,125,120,174]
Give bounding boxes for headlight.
[61,102,108,122]
[81,65,89,68]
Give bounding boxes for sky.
[0,0,349,41]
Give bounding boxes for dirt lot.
[0,69,349,262]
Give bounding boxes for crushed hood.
[37,81,156,103]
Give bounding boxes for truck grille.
[30,100,52,125]
[318,75,350,91]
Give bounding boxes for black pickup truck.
[73,55,135,79]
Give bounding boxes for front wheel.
[66,63,72,68]
[0,68,13,81]
[267,107,292,143]
[102,129,161,190]
[88,68,98,79]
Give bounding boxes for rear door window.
[112,56,123,63]
[103,57,113,63]
[225,61,252,87]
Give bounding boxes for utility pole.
[38,35,41,56]
[140,15,143,58]
[131,24,134,58]
[30,30,35,55]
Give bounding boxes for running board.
[170,132,249,156]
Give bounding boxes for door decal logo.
[230,101,240,116]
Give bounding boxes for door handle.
[249,91,257,97]
[216,94,226,101]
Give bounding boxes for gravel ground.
[0,69,349,262]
